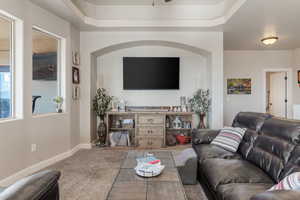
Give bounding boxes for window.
[32,28,61,114]
[0,15,13,119]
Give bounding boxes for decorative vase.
[172,116,183,129]
[199,113,206,129]
[97,115,107,146]
[56,104,62,113]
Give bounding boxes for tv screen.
[123,57,180,90]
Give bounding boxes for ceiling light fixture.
[261,36,279,45]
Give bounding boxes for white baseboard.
[78,143,93,149]
[0,143,92,187]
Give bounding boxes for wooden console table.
[106,111,194,148]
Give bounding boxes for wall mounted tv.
[123,57,180,90]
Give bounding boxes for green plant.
[189,89,210,114]
[93,88,113,118]
[53,96,63,105]
[53,96,64,112]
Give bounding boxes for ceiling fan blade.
[165,0,173,2]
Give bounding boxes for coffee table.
[106,150,188,200]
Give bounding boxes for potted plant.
[53,96,63,113]
[189,89,210,129]
[93,88,113,146]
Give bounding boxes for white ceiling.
[60,0,243,28]
[224,0,300,50]
[77,0,224,5]
[25,0,300,50]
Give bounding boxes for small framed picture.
[72,67,80,84]
[227,78,251,95]
[72,86,80,100]
[72,51,80,66]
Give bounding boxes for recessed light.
[261,36,279,45]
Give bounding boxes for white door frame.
[262,68,293,118]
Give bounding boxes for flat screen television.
[123,57,180,90]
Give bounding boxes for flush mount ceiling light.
[261,36,279,45]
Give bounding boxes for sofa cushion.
[246,118,300,182]
[217,183,273,200]
[232,112,272,132]
[192,129,219,145]
[0,170,60,200]
[201,159,274,191]
[193,144,239,163]
[232,112,271,159]
[279,145,300,180]
[211,127,246,153]
[250,190,300,200]
[269,172,300,191]
[238,129,259,159]
[0,187,6,194]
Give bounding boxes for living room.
[0,0,300,200]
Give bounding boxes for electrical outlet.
[31,144,37,152]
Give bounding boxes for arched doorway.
[88,40,219,143]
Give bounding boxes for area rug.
[46,148,208,200]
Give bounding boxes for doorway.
[266,72,287,117]
[265,70,291,118]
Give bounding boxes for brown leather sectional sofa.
[0,170,60,200]
[192,112,300,200]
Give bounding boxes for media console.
[106,111,194,148]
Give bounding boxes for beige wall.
[0,52,9,65]
[0,0,80,185]
[292,49,300,105]
[70,25,81,148]
[0,40,10,65]
[224,50,293,125]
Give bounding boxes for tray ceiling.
[78,0,224,6]
[65,0,244,28]
[30,0,300,50]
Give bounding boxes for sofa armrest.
[0,170,61,200]
[192,129,219,145]
[250,190,300,200]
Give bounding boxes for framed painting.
[72,67,80,84]
[72,51,80,66]
[227,78,251,94]
[72,85,80,100]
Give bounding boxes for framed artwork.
[72,67,80,84]
[227,78,251,94]
[72,86,80,100]
[298,70,300,85]
[72,51,80,66]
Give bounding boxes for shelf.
[107,111,194,115]
[166,128,192,131]
[110,128,134,131]
[165,112,194,115]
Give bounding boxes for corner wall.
[0,0,80,184]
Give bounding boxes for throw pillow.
[211,127,246,152]
[269,172,300,191]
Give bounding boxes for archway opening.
[89,40,213,143]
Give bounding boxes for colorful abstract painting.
[227,78,251,94]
